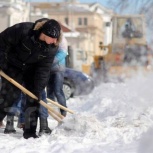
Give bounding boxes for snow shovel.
[0,70,64,122]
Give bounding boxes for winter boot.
[4,115,16,134]
[23,123,39,139]
[23,131,39,139]
[23,113,39,139]
[38,118,52,136]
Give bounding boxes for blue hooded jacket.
[50,36,68,72]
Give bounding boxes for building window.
[78,17,88,26]
[84,18,88,25]
[78,18,82,25]
[65,17,69,25]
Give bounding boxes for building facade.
[0,0,30,32]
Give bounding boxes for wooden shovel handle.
[48,110,63,123]
[47,98,74,114]
[40,100,64,119]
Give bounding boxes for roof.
[60,23,72,32]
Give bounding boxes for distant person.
[122,24,134,39]
[122,18,142,39]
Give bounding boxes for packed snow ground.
[1,71,153,153]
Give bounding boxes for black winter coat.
[0,21,59,95]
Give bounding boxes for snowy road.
[0,72,153,153]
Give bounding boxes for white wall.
[0,1,30,32]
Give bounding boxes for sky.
[1,69,153,153]
[79,0,110,7]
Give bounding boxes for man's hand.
[34,91,42,103]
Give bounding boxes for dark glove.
[34,91,42,103]
[26,90,41,104]
[60,109,67,117]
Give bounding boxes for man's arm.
[52,50,67,66]
[34,57,53,97]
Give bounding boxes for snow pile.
[1,72,153,153]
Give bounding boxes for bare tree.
[108,0,153,46]
[108,0,152,13]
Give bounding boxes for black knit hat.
[42,19,61,38]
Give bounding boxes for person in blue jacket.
[47,35,68,117]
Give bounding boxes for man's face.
[40,33,57,45]
[44,34,57,45]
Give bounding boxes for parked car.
[63,68,94,99]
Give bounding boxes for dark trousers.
[0,65,40,134]
[47,71,67,115]
[18,89,48,124]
